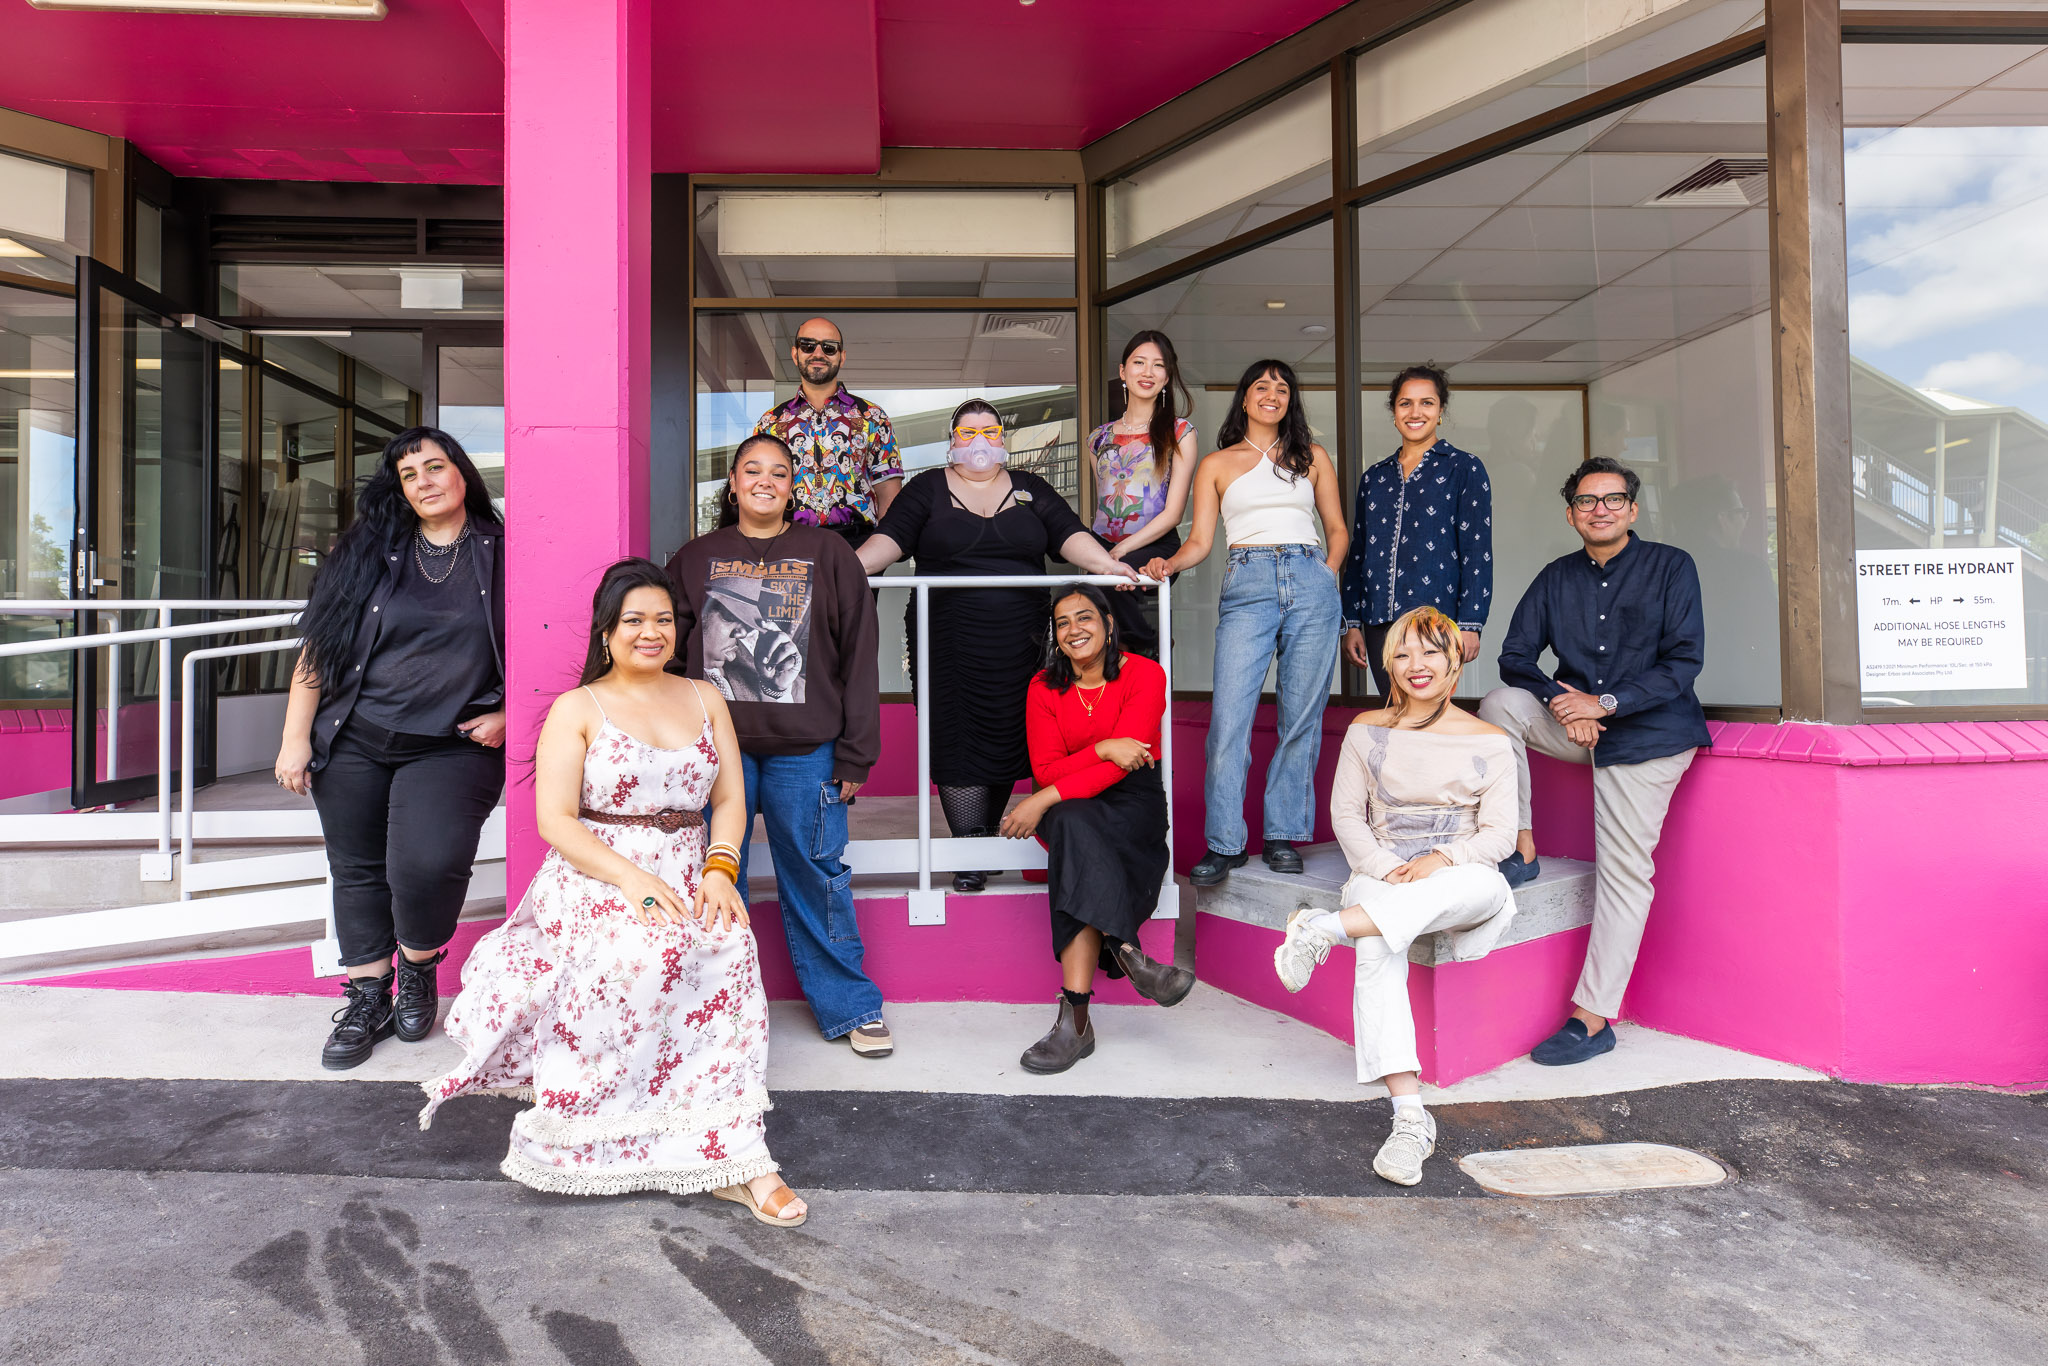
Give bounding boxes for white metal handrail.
[181,635,303,892]
[867,573,1172,924]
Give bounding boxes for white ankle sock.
[1391,1095,1426,1119]
[1306,910,1349,943]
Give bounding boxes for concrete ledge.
[1193,842,1594,966]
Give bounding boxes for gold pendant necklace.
[1076,682,1107,716]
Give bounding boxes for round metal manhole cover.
[1458,1142,1728,1197]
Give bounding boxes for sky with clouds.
[1847,124,2048,425]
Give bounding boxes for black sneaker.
[1190,848,1249,887]
[1262,840,1304,875]
[391,949,447,1043]
[322,971,396,1071]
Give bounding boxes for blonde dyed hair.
[1381,605,1462,729]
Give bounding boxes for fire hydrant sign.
[1856,549,2026,691]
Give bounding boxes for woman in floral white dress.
[422,557,808,1225]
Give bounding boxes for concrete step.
[0,841,328,916]
[1194,842,1594,965]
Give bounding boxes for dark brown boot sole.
[1019,1033,1096,1075]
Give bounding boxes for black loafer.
[953,871,987,893]
[1498,851,1541,889]
[1190,849,1249,887]
[1262,840,1304,875]
[1530,1018,1617,1066]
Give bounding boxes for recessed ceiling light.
[1265,300,1287,310]
[0,238,45,258]
[253,329,353,338]
[0,369,74,380]
[1301,324,1329,335]
[26,0,385,15]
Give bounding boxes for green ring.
[642,896,657,908]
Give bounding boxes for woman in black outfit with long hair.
[275,427,507,1070]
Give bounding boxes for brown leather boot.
[1019,997,1095,1074]
[1112,940,1197,1007]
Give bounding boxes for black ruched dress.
[876,467,1089,788]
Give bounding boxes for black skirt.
[1037,764,1171,977]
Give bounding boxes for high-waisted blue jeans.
[1204,544,1341,854]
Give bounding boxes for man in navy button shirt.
[1479,456,1709,1066]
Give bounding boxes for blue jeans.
[737,742,885,1039]
[1204,544,1341,854]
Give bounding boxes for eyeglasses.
[953,424,1004,440]
[1569,492,1634,512]
[793,337,842,357]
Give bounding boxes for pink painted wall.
[503,0,651,896]
[0,714,69,803]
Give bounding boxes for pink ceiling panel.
[650,0,882,173]
[0,0,504,182]
[874,0,1351,148]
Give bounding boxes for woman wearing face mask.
[275,426,506,1072]
[1271,606,1517,1188]
[424,558,808,1226]
[1339,365,1494,700]
[999,583,1192,1073]
[858,400,1140,892]
[1142,359,1349,889]
[1088,331,1197,659]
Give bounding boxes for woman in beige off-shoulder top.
[1271,606,1521,1188]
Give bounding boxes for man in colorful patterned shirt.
[753,318,903,548]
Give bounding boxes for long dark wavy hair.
[715,432,797,529]
[578,558,677,686]
[1038,582,1125,693]
[297,426,499,689]
[1113,330,1191,471]
[1217,358,1314,480]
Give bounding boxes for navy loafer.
[1497,851,1541,889]
[1530,1018,1616,1066]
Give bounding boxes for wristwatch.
[1598,693,1618,715]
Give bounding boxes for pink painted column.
[503,0,652,892]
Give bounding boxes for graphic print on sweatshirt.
[701,557,814,704]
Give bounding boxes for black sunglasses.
[794,337,842,357]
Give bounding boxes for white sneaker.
[1373,1109,1437,1187]
[1273,906,1335,993]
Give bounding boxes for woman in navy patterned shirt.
[1339,365,1494,696]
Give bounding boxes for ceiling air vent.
[1643,158,1769,209]
[978,313,1071,341]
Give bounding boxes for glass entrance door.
[71,260,214,807]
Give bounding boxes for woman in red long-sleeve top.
[1000,583,1194,1073]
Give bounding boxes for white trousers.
[1476,686,1696,1019]
[1340,864,1513,1084]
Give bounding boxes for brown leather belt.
[579,806,704,833]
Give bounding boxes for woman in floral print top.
[1086,330,1197,659]
[1339,365,1495,696]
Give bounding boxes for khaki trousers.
[1476,687,1696,1019]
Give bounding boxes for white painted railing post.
[142,606,175,882]
[1155,573,1179,921]
[181,635,302,897]
[907,582,944,926]
[105,619,121,783]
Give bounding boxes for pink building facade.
[0,0,2044,1088]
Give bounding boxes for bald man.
[751,317,903,548]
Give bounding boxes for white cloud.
[1848,193,2048,349]
[1918,351,2048,396]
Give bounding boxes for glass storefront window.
[219,263,504,320]
[695,309,1079,692]
[1105,77,1331,288]
[0,150,92,286]
[1106,221,1339,692]
[1355,58,1778,705]
[259,333,343,392]
[1846,42,2048,708]
[0,285,76,702]
[1353,0,1762,185]
[694,188,1076,300]
[438,345,504,513]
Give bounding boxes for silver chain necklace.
[413,521,471,584]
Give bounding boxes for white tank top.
[1220,455,1321,547]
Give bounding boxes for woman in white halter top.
[1141,358,1350,887]
[423,558,808,1227]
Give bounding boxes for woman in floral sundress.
[421,557,807,1226]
